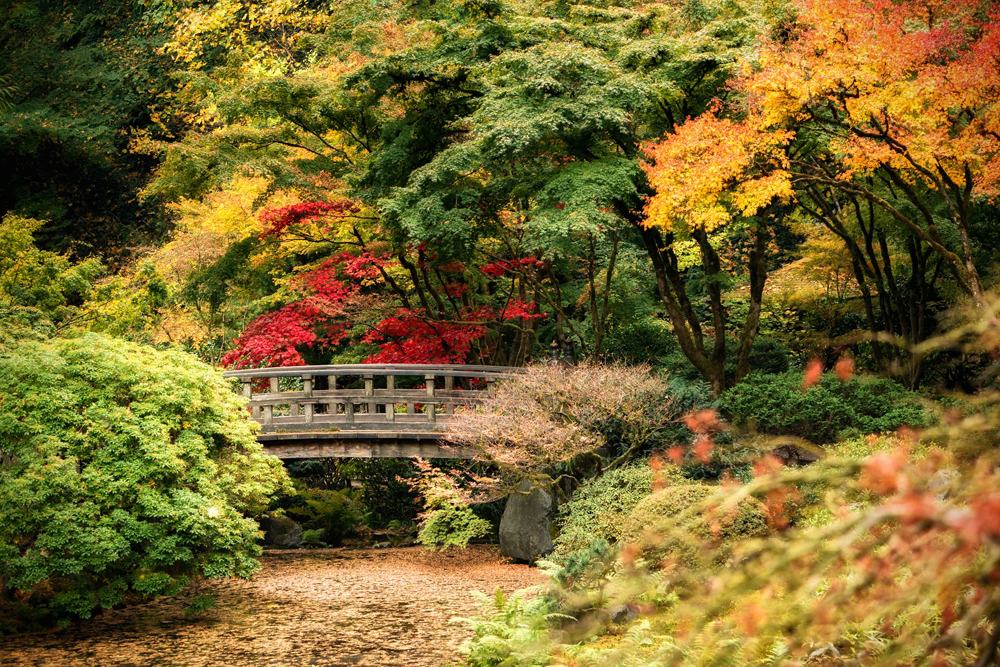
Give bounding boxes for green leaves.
[0,332,290,631]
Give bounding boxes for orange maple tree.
[645,0,1000,310]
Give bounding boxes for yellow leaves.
[744,0,1000,199]
[169,176,268,237]
[641,112,794,235]
[164,0,334,72]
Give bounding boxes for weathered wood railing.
[222,364,519,440]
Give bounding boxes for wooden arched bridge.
[221,364,519,459]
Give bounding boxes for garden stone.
[609,603,639,625]
[928,469,958,499]
[260,513,303,547]
[499,479,554,562]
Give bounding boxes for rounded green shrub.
[620,483,768,567]
[720,371,927,443]
[418,504,492,549]
[603,318,676,366]
[0,333,290,631]
[554,463,658,556]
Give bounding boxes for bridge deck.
[222,364,517,458]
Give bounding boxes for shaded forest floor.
[0,546,540,667]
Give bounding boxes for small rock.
[259,513,303,548]
[808,644,841,660]
[499,479,555,562]
[609,604,639,625]
[928,469,958,500]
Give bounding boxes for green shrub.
[417,504,492,549]
[299,529,328,548]
[603,318,676,366]
[0,332,290,631]
[720,371,927,443]
[620,483,768,567]
[548,538,617,594]
[285,486,362,546]
[554,464,655,556]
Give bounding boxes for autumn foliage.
[645,0,1000,307]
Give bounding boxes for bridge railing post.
[303,374,313,424]
[364,373,375,415]
[444,376,455,415]
[424,373,436,423]
[241,380,260,420]
[385,375,395,422]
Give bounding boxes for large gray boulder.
[259,513,303,547]
[499,479,555,562]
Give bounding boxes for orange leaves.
[802,358,824,389]
[833,355,854,382]
[746,0,1000,197]
[641,111,793,235]
[682,409,723,434]
[682,409,723,464]
[860,450,909,494]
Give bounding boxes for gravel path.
[0,547,541,667]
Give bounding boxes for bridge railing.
[221,364,520,434]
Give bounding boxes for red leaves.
[500,299,544,321]
[258,200,362,239]
[362,308,489,365]
[222,256,361,369]
[220,299,349,369]
[480,262,509,278]
[224,242,547,368]
[479,257,543,278]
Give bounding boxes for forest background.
[2,0,997,392]
[4,0,1000,664]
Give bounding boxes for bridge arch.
[222,364,520,459]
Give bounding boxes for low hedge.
[720,371,927,443]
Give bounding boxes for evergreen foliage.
[620,483,769,567]
[553,464,654,556]
[721,371,928,442]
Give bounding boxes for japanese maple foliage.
[220,298,351,369]
[220,263,360,369]
[644,0,1000,307]
[362,301,543,364]
[258,200,362,239]
[362,308,489,364]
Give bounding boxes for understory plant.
[720,371,928,442]
[284,485,363,547]
[553,464,655,557]
[0,332,290,631]
[411,460,492,549]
